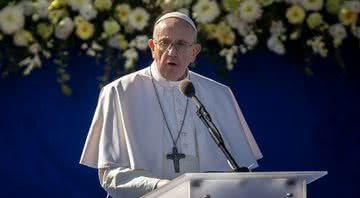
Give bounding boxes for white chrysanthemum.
[34,0,49,18]
[94,0,113,11]
[107,34,120,49]
[239,0,263,23]
[226,12,242,29]
[69,0,91,11]
[270,20,286,36]
[226,13,250,36]
[55,17,74,40]
[0,5,25,35]
[133,35,148,50]
[13,29,34,47]
[329,23,347,40]
[80,4,98,20]
[267,36,285,55]
[286,4,306,24]
[103,19,120,37]
[301,0,324,11]
[215,22,236,45]
[115,4,131,24]
[244,33,258,47]
[128,7,150,31]
[343,1,360,14]
[192,0,220,23]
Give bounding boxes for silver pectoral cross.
[166,146,185,173]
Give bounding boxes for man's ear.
[191,43,201,62]
[148,39,154,51]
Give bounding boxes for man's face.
[148,18,201,81]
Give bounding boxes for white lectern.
[142,171,327,198]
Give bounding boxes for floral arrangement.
[0,0,359,95]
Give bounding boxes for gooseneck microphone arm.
[179,81,249,172]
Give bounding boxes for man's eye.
[176,43,187,47]
[159,41,170,46]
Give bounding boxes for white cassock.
[80,62,263,197]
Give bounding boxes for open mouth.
[167,62,177,66]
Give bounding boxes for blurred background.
[0,0,360,197]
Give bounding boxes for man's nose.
[166,44,178,56]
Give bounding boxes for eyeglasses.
[153,39,194,53]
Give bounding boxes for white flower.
[20,0,34,16]
[91,41,103,51]
[80,4,98,21]
[301,0,324,11]
[343,1,360,14]
[226,12,242,29]
[192,0,220,23]
[128,7,150,31]
[34,0,49,18]
[267,36,285,55]
[103,19,120,37]
[13,29,33,47]
[130,35,148,50]
[55,17,74,40]
[270,20,286,36]
[159,0,193,11]
[94,0,113,11]
[239,0,263,23]
[108,34,121,49]
[123,48,138,70]
[115,4,131,24]
[244,33,258,47]
[286,4,306,24]
[220,46,238,70]
[258,0,274,6]
[0,5,25,35]
[306,36,328,57]
[238,22,252,37]
[329,23,347,40]
[177,8,190,16]
[352,26,360,39]
[19,54,42,76]
[69,0,91,11]
[29,43,41,54]
[214,22,236,45]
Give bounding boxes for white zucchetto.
[155,12,197,33]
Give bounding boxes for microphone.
[179,80,204,111]
[179,80,250,172]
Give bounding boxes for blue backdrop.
[0,46,359,197]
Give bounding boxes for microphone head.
[179,80,195,97]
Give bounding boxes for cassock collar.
[150,61,189,88]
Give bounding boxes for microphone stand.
[196,104,250,173]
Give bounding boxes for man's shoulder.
[190,70,229,91]
[102,67,149,90]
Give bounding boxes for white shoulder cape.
[80,66,262,178]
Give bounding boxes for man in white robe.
[80,12,262,198]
